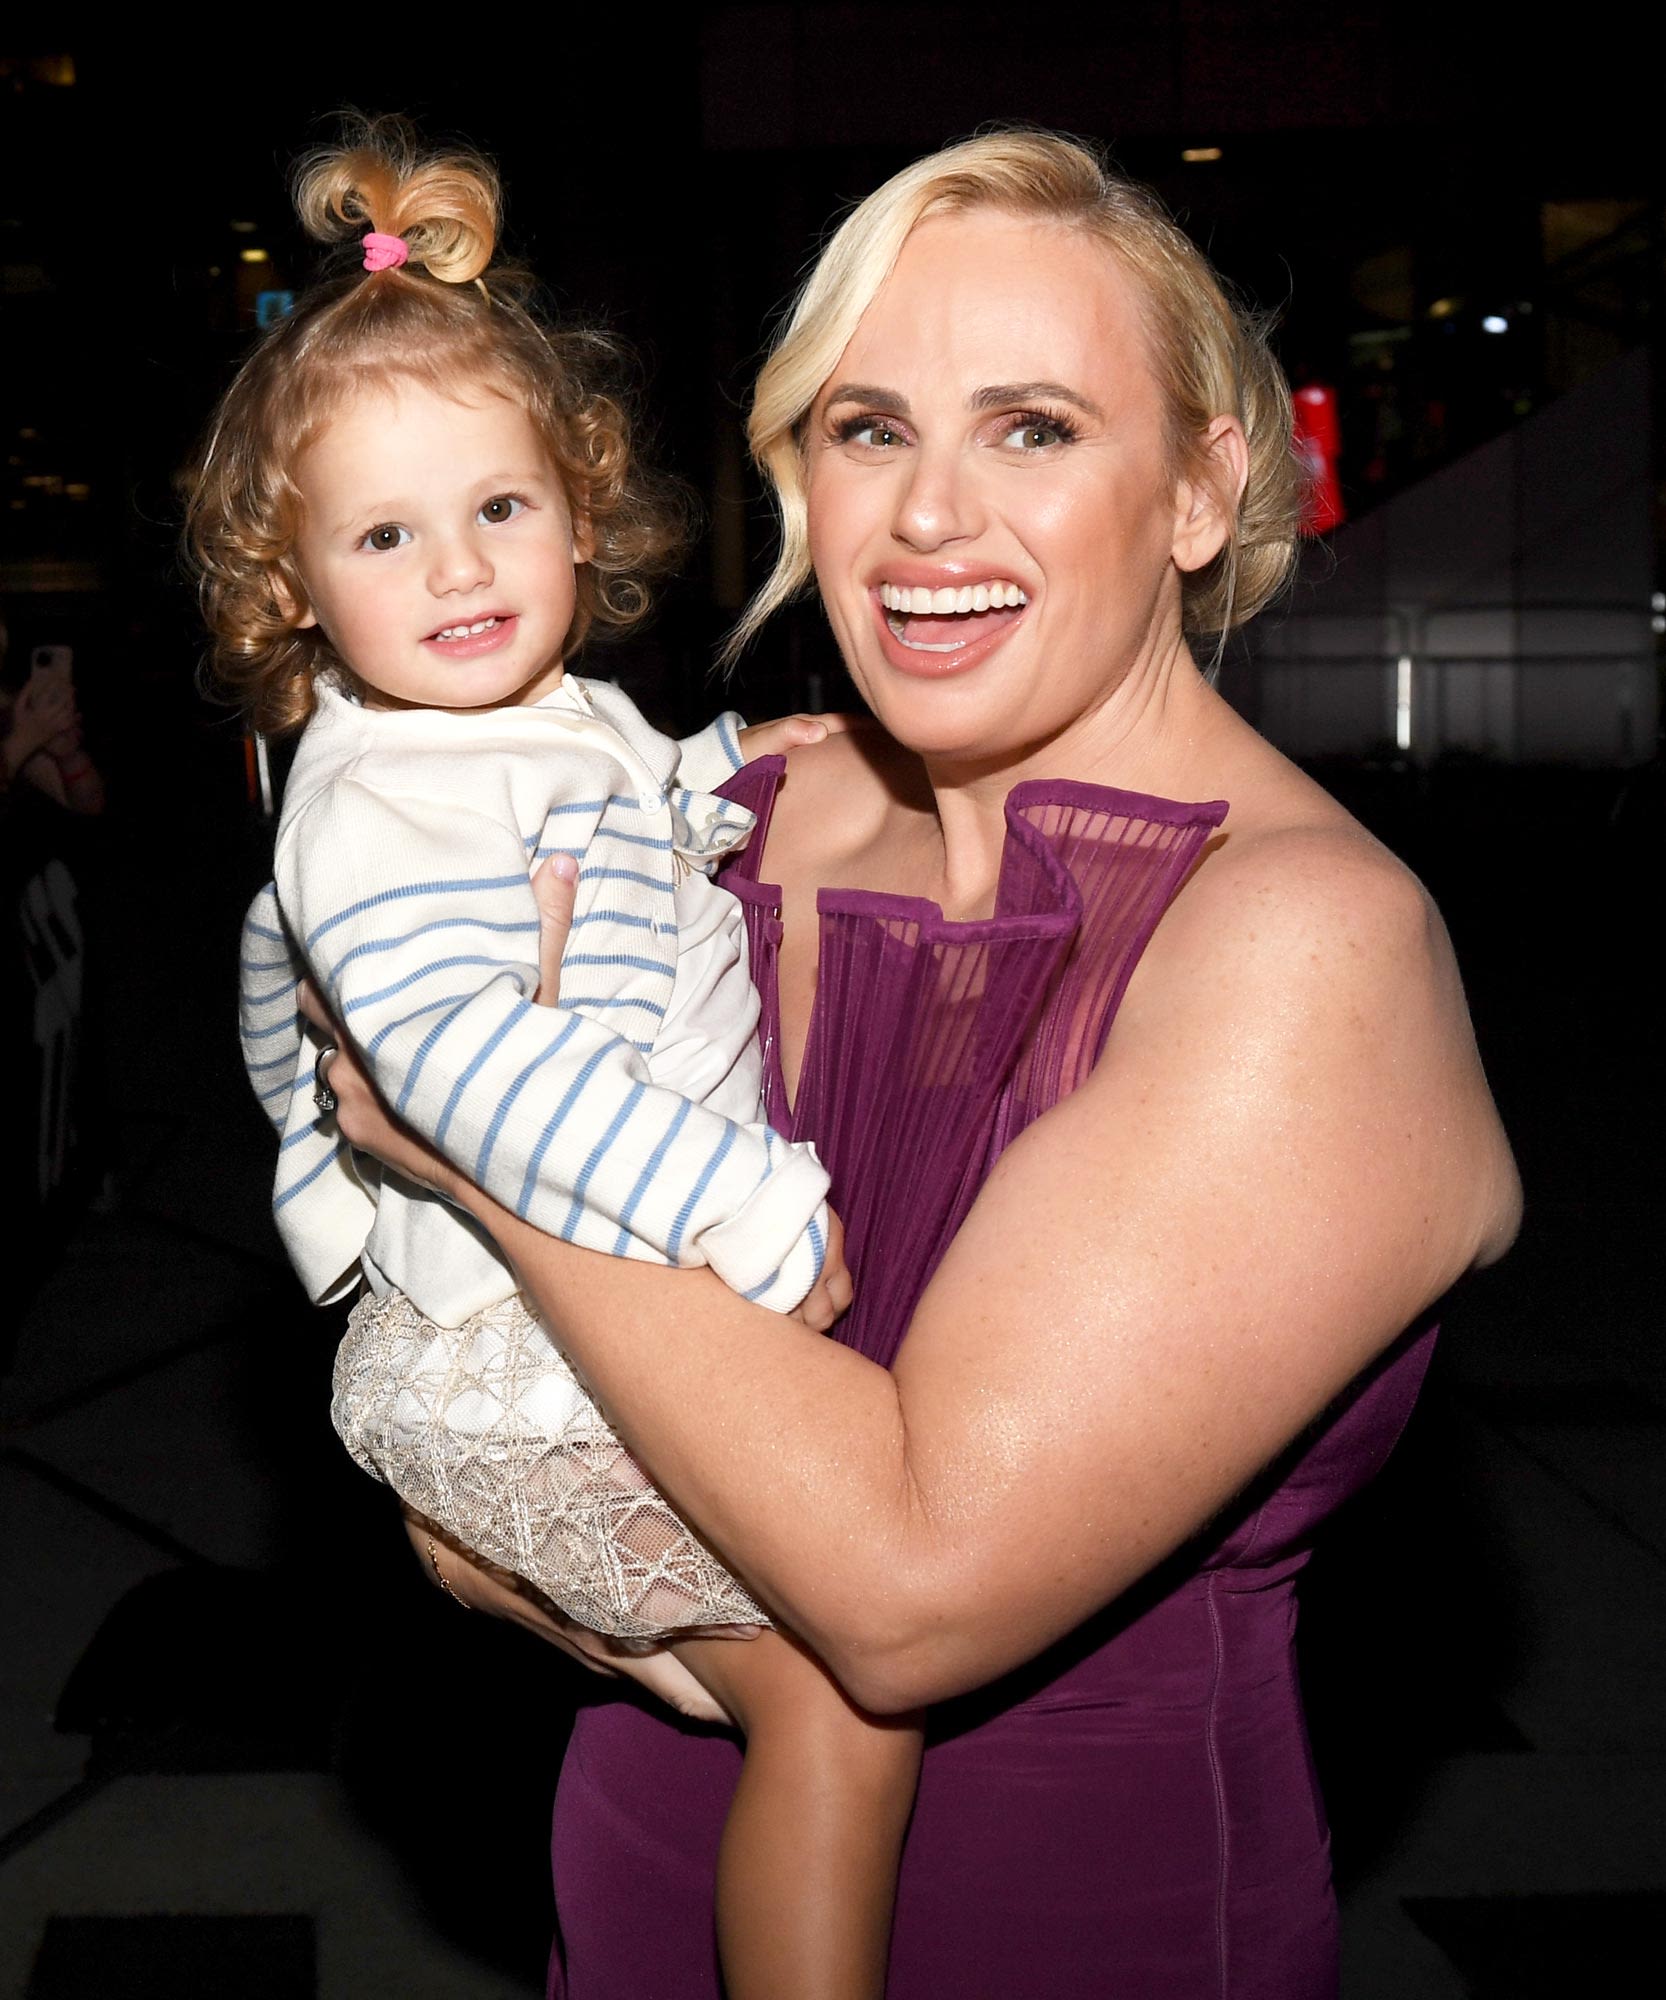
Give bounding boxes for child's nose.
[430,530,493,594]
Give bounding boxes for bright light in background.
[1395,655,1414,753]
[1481,314,1508,334]
[239,247,270,265]
[1428,297,1459,319]
[1181,146,1222,162]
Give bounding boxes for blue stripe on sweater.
[245,1049,297,1076]
[562,1081,645,1237]
[274,1144,346,1211]
[717,711,743,771]
[741,1265,784,1302]
[395,991,480,1116]
[612,1096,694,1253]
[571,909,656,933]
[475,1014,582,1185]
[561,993,666,1018]
[335,915,539,977]
[589,828,672,852]
[522,799,607,847]
[576,864,674,894]
[364,990,476,1058]
[517,1042,618,1220]
[343,953,526,1016]
[559,953,673,977]
[305,873,530,951]
[434,998,529,1148]
[244,1012,300,1042]
[668,1124,737,1262]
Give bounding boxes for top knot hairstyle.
[726,129,1302,664]
[187,116,686,734]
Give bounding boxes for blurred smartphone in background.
[31,645,74,680]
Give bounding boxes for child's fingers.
[530,853,578,1005]
[736,710,872,760]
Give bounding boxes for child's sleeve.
[279,777,828,1313]
[672,710,747,793]
[238,882,380,1304]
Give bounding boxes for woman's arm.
[322,825,1519,1714]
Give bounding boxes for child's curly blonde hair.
[186,116,687,735]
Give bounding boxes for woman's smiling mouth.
[876,580,1029,659]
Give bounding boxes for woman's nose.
[429,529,494,595]
[890,442,981,552]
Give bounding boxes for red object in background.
[1293,382,1345,534]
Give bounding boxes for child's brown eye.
[364,523,409,552]
[478,495,525,525]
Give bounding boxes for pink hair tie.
[361,232,409,273]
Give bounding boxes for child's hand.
[792,1207,852,1331]
[736,711,868,763]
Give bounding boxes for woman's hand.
[406,1511,736,1724]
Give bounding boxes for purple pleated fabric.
[549,763,1436,2000]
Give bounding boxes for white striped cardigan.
[238,674,829,1326]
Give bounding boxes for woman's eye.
[479,494,525,524]
[838,419,905,450]
[362,523,411,552]
[1001,418,1068,451]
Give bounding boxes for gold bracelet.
[427,1536,469,1610]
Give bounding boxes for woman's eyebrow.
[822,382,910,415]
[971,381,1105,418]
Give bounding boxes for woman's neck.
[919,632,1222,917]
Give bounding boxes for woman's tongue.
[892,603,1021,652]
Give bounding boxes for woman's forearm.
[470,1192,953,1705]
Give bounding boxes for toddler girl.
[189,119,918,2000]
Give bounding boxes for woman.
[311,133,1520,1997]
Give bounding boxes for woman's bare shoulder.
[762,723,932,883]
[1113,754,1521,1268]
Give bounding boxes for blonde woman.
[313,131,1520,1999]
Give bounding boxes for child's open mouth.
[424,614,518,656]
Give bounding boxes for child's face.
[288,378,585,711]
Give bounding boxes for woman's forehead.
[828,210,1147,402]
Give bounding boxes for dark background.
[2,11,1661,1997]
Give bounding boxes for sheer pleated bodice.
[550,760,1436,2000]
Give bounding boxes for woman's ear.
[270,564,317,631]
[1171,416,1249,576]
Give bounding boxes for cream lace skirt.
[333,1289,768,1640]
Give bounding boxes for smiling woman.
[306,130,1521,1999]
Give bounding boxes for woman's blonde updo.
[726,129,1303,664]
[187,115,686,735]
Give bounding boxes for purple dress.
[548,766,1434,1999]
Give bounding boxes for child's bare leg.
[676,1628,922,2000]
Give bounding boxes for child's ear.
[571,514,595,566]
[270,565,317,630]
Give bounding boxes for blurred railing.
[1253,600,1658,767]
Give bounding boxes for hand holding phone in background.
[4,644,103,812]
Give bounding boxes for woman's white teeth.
[435,617,501,640]
[877,581,1027,614]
